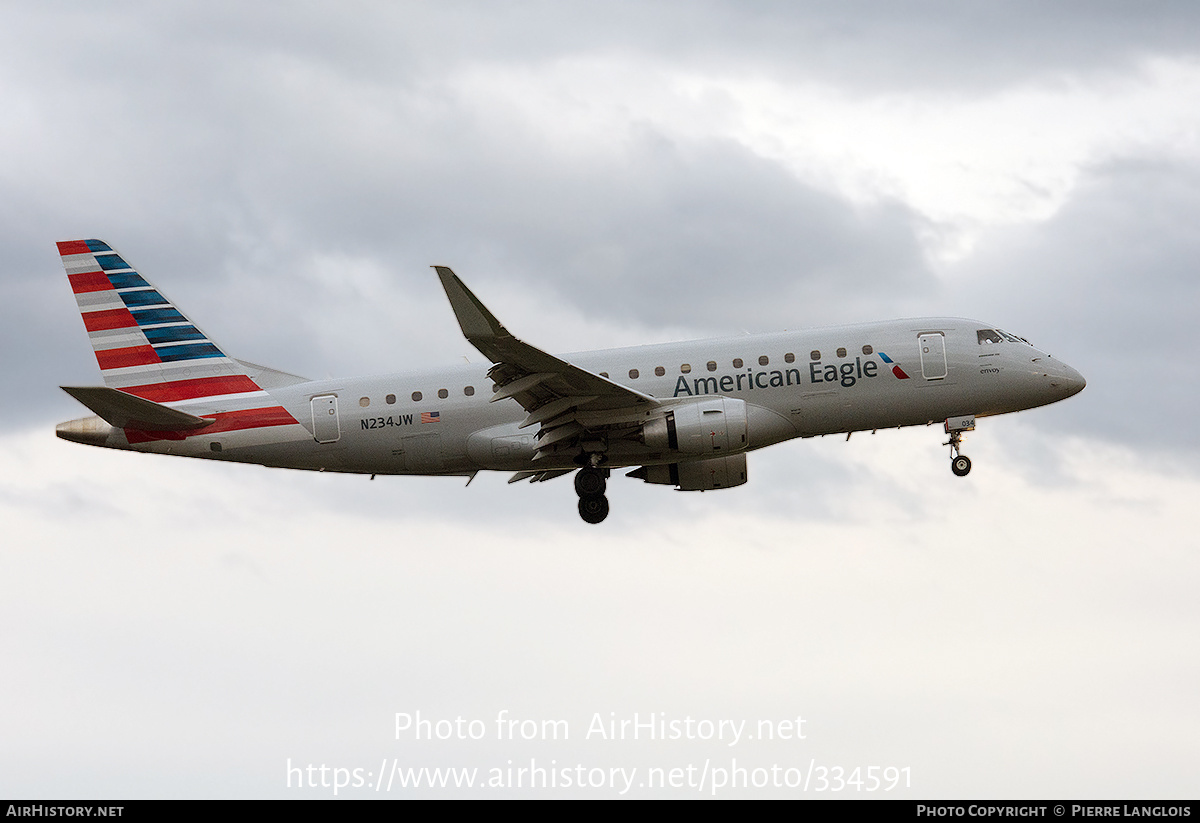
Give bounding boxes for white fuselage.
[63,317,1085,477]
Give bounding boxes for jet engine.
[628,453,748,491]
[642,397,748,456]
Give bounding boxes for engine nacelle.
[643,397,748,456]
[629,453,748,491]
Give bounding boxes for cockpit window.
[978,328,1034,346]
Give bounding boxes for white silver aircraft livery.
[55,239,1086,523]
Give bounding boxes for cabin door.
[311,395,341,443]
[918,333,947,380]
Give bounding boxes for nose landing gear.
[951,453,972,477]
[944,415,976,477]
[575,464,610,524]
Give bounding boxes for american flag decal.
[421,411,441,424]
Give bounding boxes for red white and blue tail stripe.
[58,239,304,445]
[57,239,268,404]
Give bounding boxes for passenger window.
[386,394,396,404]
[654,366,665,377]
[680,364,691,374]
[862,345,873,355]
[463,386,475,397]
[733,358,743,368]
[359,397,370,408]
[629,369,639,379]
[411,391,422,402]
[784,353,795,363]
[836,347,847,358]
[810,350,820,361]
[758,355,769,366]
[707,361,717,372]
[438,388,448,399]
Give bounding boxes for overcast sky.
[3,2,1198,798]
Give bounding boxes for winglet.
[434,266,511,359]
[432,265,659,412]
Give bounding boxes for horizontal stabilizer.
[61,386,214,431]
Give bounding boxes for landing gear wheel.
[574,467,607,497]
[578,494,609,524]
[943,419,975,478]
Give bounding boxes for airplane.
[54,239,1086,524]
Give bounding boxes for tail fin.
[57,239,267,404]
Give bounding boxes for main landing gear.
[575,465,610,524]
[944,415,976,477]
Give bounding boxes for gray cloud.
[950,159,1200,456]
[74,1,1200,93]
[8,2,1194,450]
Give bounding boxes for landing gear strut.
[575,465,610,524]
[944,415,976,477]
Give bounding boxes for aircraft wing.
[436,266,660,459]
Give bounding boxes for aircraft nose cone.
[1047,361,1086,397]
